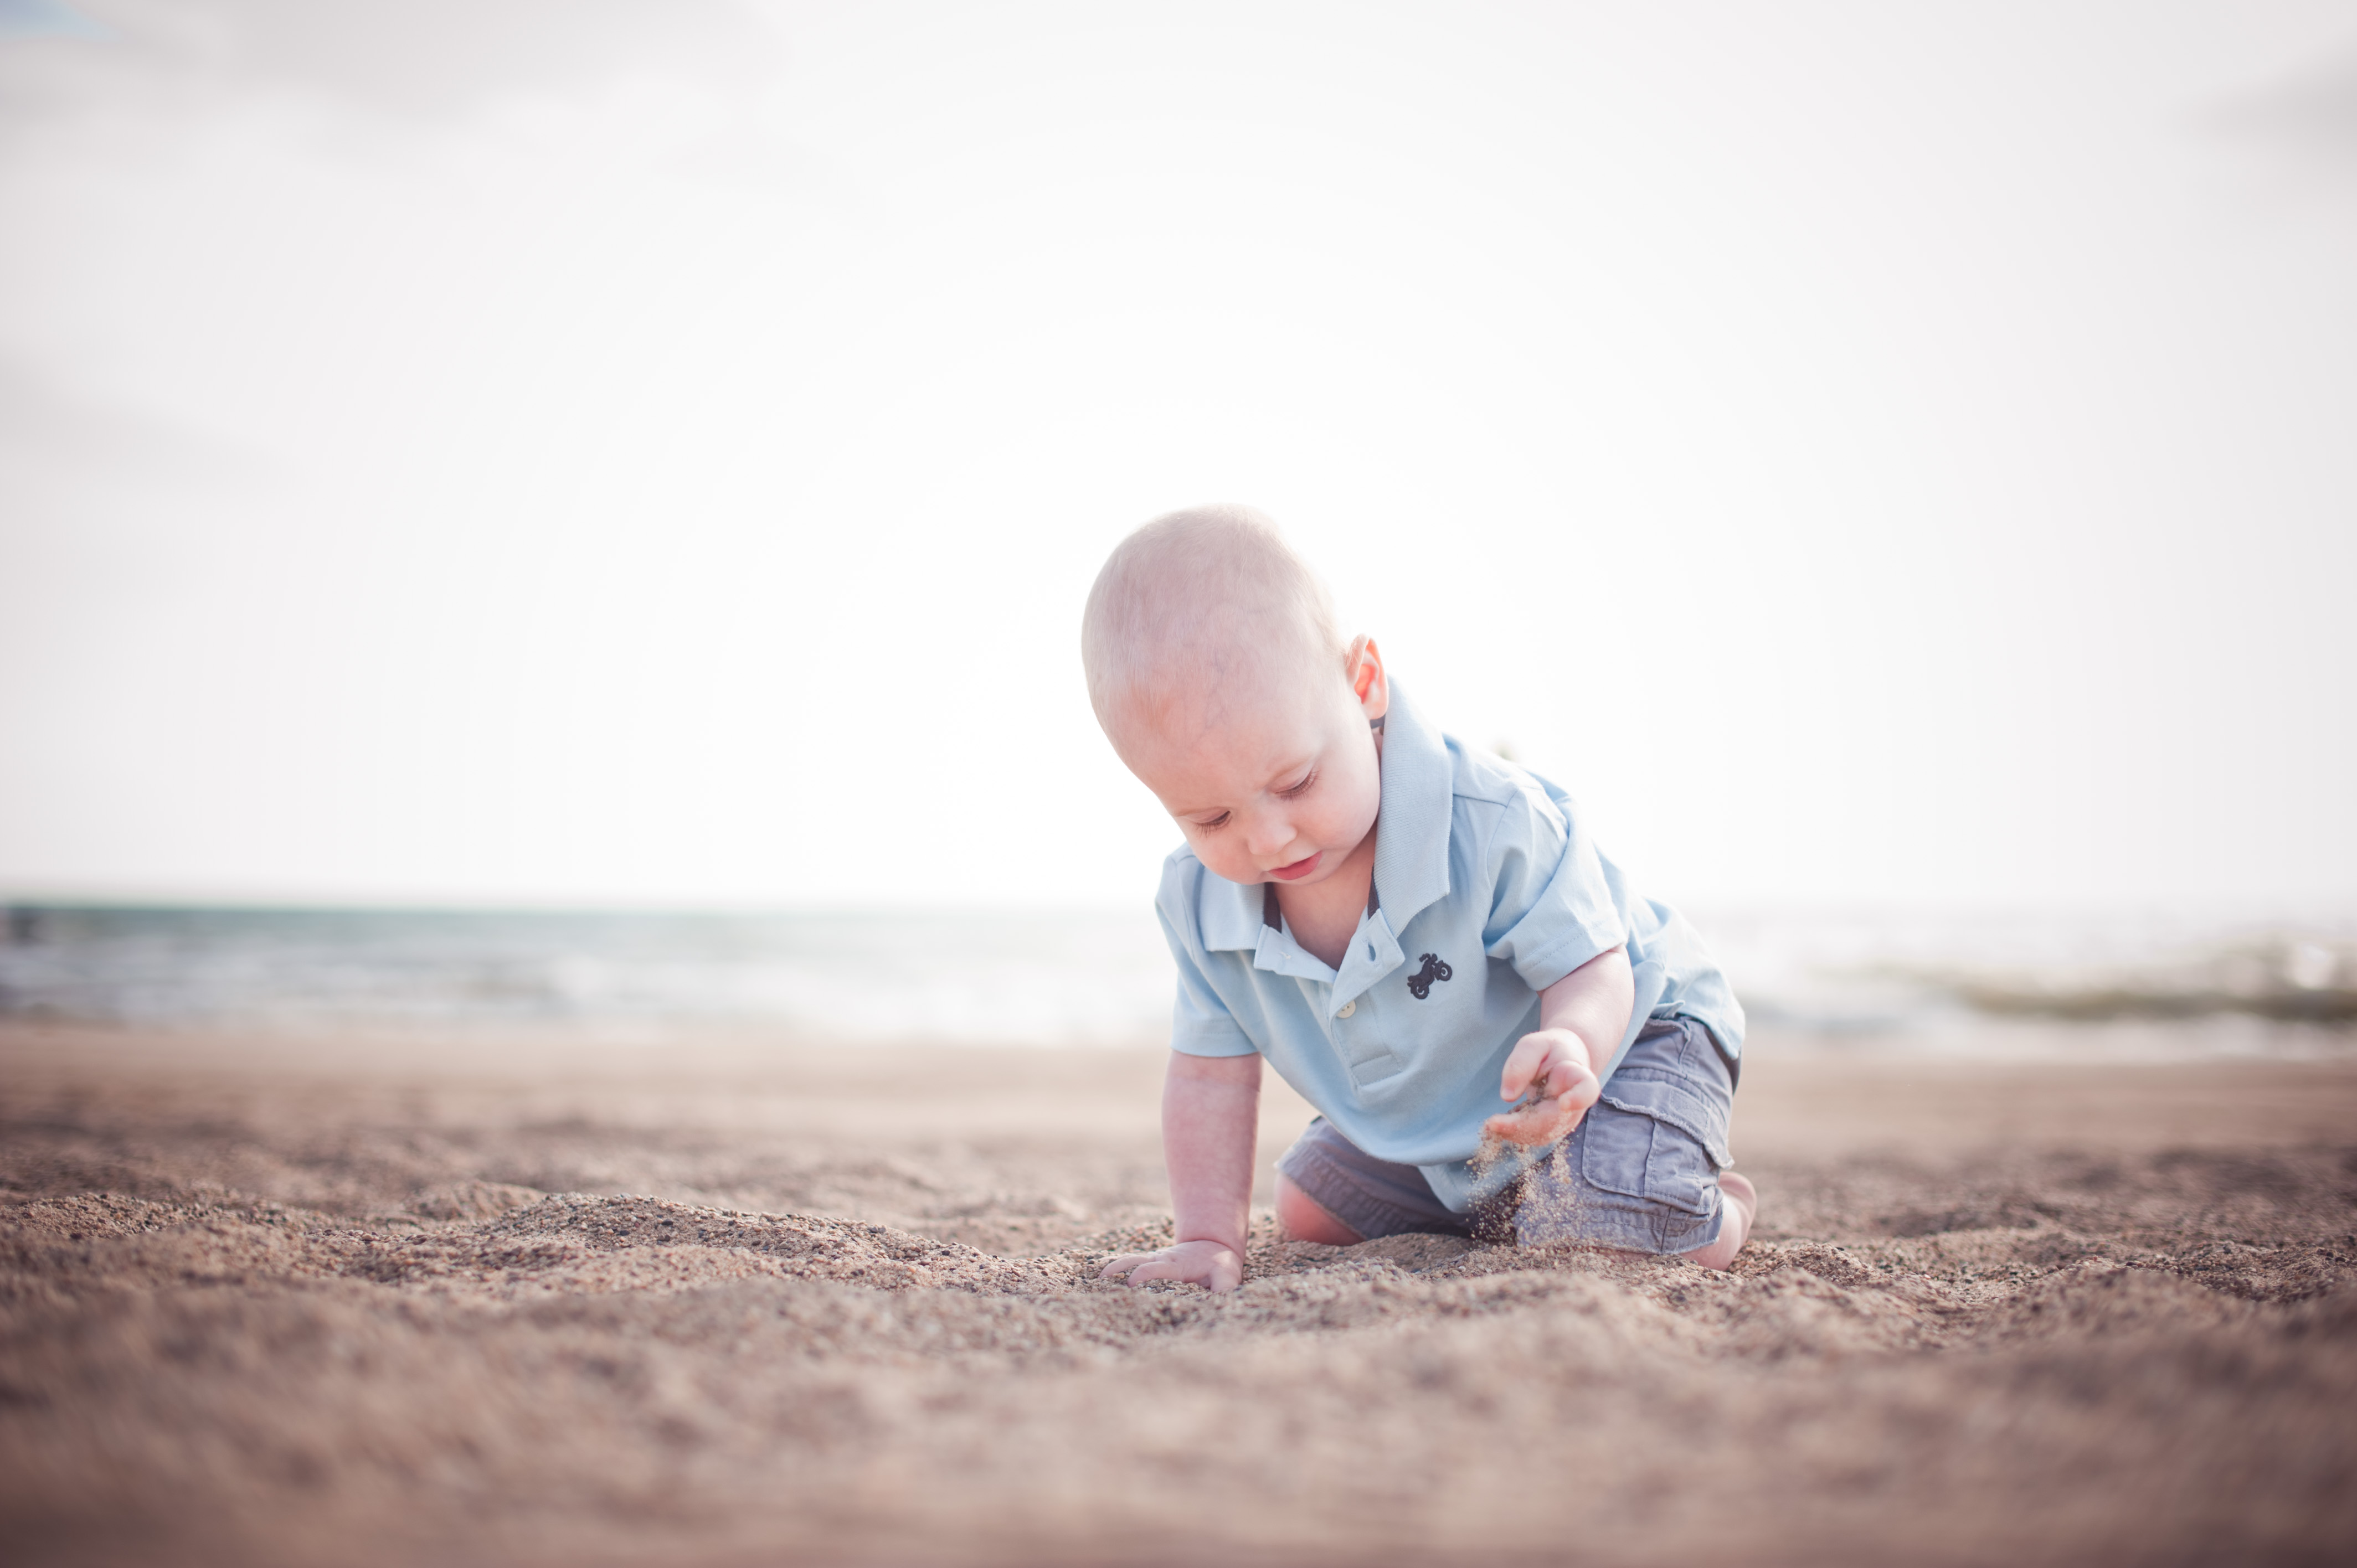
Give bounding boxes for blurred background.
[2,1,2352,1046]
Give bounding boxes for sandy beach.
[3,1020,2353,1567]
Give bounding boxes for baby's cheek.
[1181,834,1242,881]
[1211,848,1262,884]
[1325,790,1377,848]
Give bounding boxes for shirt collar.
[1369,677,1454,933]
[1195,677,1454,953]
[1199,868,1267,952]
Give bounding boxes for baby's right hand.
[1098,1239,1244,1293]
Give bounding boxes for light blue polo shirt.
[1156,679,1743,1213]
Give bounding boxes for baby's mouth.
[1268,852,1321,881]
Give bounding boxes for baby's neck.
[1273,829,1378,971]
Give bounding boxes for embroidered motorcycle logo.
[1406,952,1453,999]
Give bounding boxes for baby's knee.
[1681,1172,1756,1271]
[1275,1173,1363,1246]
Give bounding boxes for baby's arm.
[1098,1050,1261,1292]
[1484,945,1634,1146]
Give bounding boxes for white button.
[1337,999,1356,1018]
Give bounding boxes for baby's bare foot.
[1681,1171,1756,1271]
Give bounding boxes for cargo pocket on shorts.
[1579,1071,1732,1218]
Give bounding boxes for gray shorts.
[1274,1016,1738,1255]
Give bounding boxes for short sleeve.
[1155,859,1259,1059]
[1480,780,1627,992]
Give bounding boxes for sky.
[1,1,2353,914]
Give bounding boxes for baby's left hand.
[1483,1027,1601,1147]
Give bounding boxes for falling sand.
[3,1021,2355,1566]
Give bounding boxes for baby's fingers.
[1546,1062,1602,1112]
[1120,1257,1185,1285]
[1483,1089,1592,1147]
[1098,1243,1241,1291]
[1099,1249,1190,1285]
[1481,1103,1552,1146]
[1497,1033,1551,1100]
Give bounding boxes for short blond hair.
[1081,504,1345,734]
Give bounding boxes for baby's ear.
[1348,635,1389,724]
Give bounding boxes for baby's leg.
[1275,1173,1363,1246]
[1273,1118,1473,1245]
[1511,1018,1743,1260]
[1680,1171,1756,1271]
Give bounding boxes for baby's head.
[1082,504,1387,889]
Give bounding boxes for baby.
[1083,504,1755,1292]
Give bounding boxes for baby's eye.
[1278,770,1317,798]
[1193,812,1231,831]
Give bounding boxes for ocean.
[2,901,2350,1051]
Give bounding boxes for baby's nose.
[1243,816,1294,858]
[1254,830,1310,868]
